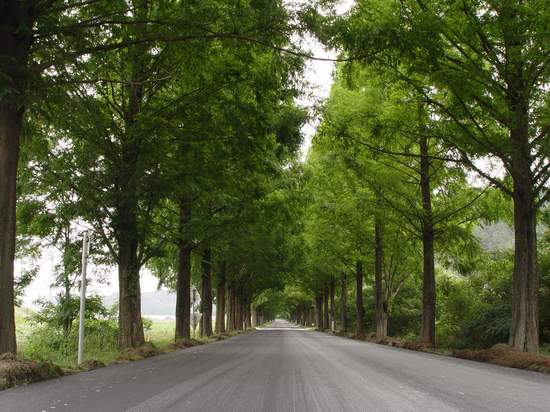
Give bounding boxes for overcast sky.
[19,1,355,307]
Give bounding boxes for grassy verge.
[3,313,251,390]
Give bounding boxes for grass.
[15,312,174,368]
[14,307,33,346]
[15,313,244,369]
[2,311,250,390]
[144,318,176,347]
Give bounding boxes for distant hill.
[103,289,176,317]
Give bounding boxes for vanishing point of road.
[1,320,549,412]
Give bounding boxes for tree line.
[281,0,549,354]
[1,0,306,354]
[1,0,549,358]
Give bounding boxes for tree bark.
[509,188,539,352]
[117,33,148,349]
[235,295,241,330]
[245,302,251,329]
[503,3,539,353]
[62,228,72,336]
[0,4,33,355]
[508,102,539,351]
[374,215,388,338]
[323,284,330,330]
[117,231,145,348]
[231,285,238,331]
[231,284,237,331]
[355,260,365,336]
[252,304,257,327]
[116,142,145,348]
[0,102,20,354]
[200,248,213,337]
[215,262,226,334]
[329,277,335,332]
[340,273,348,333]
[175,201,191,340]
[226,283,233,331]
[419,134,436,346]
[237,296,244,330]
[315,292,323,330]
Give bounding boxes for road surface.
[1,320,550,411]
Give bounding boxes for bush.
[22,295,119,367]
[22,318,119,367]
[436,252,512,349]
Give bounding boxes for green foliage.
[31,294,108,335]
[437,252,513,349]
[142,317,153,332]
[8,0,550,359]
[22,318,119,367]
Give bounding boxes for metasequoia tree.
[319,0,550,352]
[1,0,305,351]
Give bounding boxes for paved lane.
[1,321,550,411]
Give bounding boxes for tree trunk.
[252,305,257,327]
[340,273,347,333]
[237,297,243,330]
[231,285,238,330]
[117,0,150,349]
[62,228,72,337]
[226,283,233,331]
[503,9,539,353]
[323,284,330,330]
[200,248,213,337]
[175,201,191,340]
[329,277,335,332]
[419,134,436,346]
[355,260,365,336]
[374,215,388,338]
[0,1,33,356]
[245,302,252,329]
[509,190,539,352]
[235,295,240,330]
[231,284,237,331]
[508,109,539,351]
[116,154,145,348]
[315,292,323,330]
[240,299,245,330]
[118,233,145,348]
[215,262,226,334]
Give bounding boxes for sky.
[295,0,355,160]
[19,1,355,307]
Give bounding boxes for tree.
[1,0,307,353]
[319,0,550,352]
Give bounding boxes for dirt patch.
[168,338,203,349]
[0,353,62,390]
[336,331,550,375]
[118,343,161,362]
[453,343,550,373]
[79,359,106,371]
[351,333,430,352]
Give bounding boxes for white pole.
[77,231,90,365]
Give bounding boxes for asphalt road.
[2,320,550,412]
